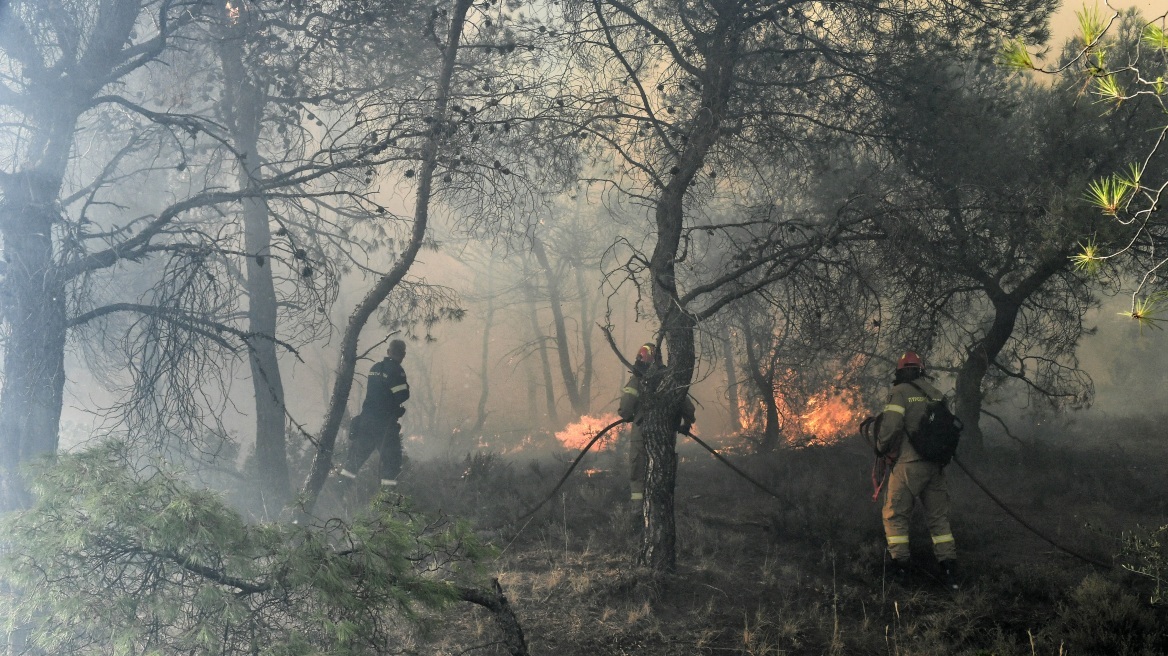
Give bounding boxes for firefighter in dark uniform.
[877,350,958,589]
[618,343,696,503]
[338,339,410,490]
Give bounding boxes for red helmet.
[897,351,923,370]
[636,343,656,365]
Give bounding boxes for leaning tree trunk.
[219,26,291,513]
[299,0,474,515]
[0,174,68,513]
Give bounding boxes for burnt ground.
[324,415,1168,655]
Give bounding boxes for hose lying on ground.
[507,417,1112,571]
[510,419,626,524]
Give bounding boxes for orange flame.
[734,376,864,447]
[554,413,627,451]
[797,387,863,446]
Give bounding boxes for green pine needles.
[1,443,493,656]
[1084,163,1141,217]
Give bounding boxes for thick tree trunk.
[219,28,291,512]
[636,346,690,572]
[0,175,67,512]
[636,24,733,572]
[954,300,1020,451]
[640,176,701,572]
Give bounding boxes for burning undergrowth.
[553,412,629,451]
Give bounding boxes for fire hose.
[509,421,787,527]
[508,417,1112,571]
[511,418,626,524]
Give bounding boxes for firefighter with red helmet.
[877,350,959,589]
[618,342,696,503]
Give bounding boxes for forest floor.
[325,414,1168,655]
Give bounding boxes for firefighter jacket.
[876,378,943,463]
[361,356,410,420]
[618,370,696,429]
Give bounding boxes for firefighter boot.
[332,467,358,496]
[940,560,959,591]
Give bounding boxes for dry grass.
[377,423,1168,655]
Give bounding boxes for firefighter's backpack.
[905,381,962,466]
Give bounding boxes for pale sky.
[1051,0,1167,43]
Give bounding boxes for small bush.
[1055,573,1161,655]
[1120,524,1168,605]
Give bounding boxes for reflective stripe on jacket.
[362,357,409,418]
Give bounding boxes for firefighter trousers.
[882,459,956,562]
[343,413,403,483]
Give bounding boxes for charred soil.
[341,425,1168,655]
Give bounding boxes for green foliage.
[1118,291,1168,330]
[1120,524,1168,604]
[1092,72,1126,103]
[1085,170,1135,215]
[998,38,1035,70]
[1143,22,1168,51]
[1077,4,1108,47]
[1071,237,1104,275]
[1010,7,1168,328]
[0,442,492,655]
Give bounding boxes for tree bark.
[219,23,291,513]
[0,174,67,512]
[954,300,1020,451]
[634,13,735,573]
[0,0,140,511]
[741,319,780,452]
